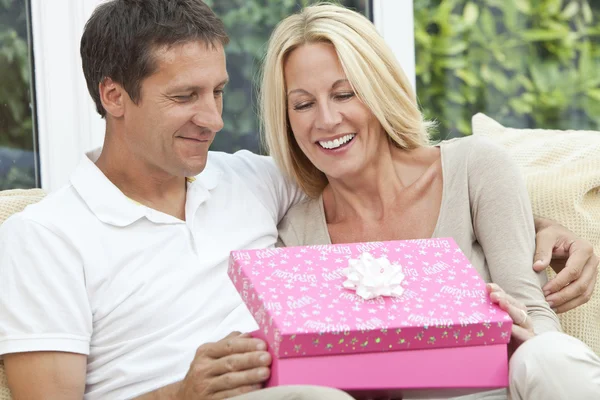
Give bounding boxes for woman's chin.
[319,165,362,183]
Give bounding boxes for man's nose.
[191,96,224,133]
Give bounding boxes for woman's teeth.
[318,134,356,149]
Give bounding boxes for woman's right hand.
[487,283,535,349]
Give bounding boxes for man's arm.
[5,334,270,400]
[4,352,87,400]
[134,382,180,400]
[0,216,92,398]
[532,216,599,313]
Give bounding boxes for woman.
[260,3,600,400]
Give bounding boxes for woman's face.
[284,42,387,181]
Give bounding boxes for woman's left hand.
[487,283,535,347]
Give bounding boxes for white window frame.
[31,0,416,191]
[372,0,416,92]
[31,0,106,191]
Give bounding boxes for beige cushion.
[472,113,600,355]
[0,189,46,400]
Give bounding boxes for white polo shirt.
[0,150,303,399]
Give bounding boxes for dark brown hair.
[80,0,229,117]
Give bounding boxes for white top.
[0,150,303,399]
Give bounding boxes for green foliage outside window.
[0,0,36,189]
[415,0,600,140]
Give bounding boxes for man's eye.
[214,89,224,97]
[173,95,193,102]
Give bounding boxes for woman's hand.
[487,283,535,349]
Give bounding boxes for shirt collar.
[194,153,222,191]
[70,150,222,227]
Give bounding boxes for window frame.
[31,0,106,191]
[372,0,416,91]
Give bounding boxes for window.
[205,0,371,154]
[0,0,38,189]
[414,0,600,141]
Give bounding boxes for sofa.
[0,114,599,398]
[473,113,600,355]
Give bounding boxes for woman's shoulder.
[440,135,513,170]
[282,196,321,223]
[277,196,327,247]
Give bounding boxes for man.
[0,1,349,399]
[0,1,596,399]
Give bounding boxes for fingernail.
[547,300,554,307]
[256,342,266,351]
[259,353,270,363]
[259,367,270,378]
[552,308,558,313]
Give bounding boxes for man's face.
[122,41,228,178]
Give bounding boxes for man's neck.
[95,140,187,221]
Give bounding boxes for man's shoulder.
[201,150,287,191]
[202,150,302,220]
[205,150,276,175]
[3,184,91,236]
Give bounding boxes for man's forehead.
[152,40,226,65]
[147,41,228,85]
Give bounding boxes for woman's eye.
[335,92,355,101]
[293,102,312,111]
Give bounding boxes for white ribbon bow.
[342,252,405,300]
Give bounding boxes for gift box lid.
[228,238,512,359]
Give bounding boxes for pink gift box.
[228,238,512,397]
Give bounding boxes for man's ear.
[99,77,127,118]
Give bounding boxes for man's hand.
[533,217,599,313]
[176,332,271,400]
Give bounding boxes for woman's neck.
[323,144,439,224]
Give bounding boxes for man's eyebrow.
[167,78,230,93]
[287,79,350,97]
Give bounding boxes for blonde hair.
[260,2,433,198]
